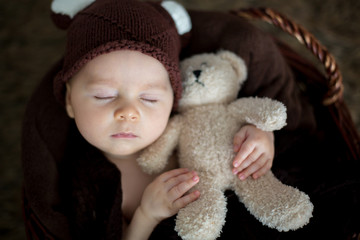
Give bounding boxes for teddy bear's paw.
[235,172,313,232]
[267,189,313,231]
[255,186,313,232]
[263,99,287,130]
[248,98,287,131]
[175,190,227,240]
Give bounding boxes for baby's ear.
[65,83,75,119]
[217,50,247,84]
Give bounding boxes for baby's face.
[65,50,174,161]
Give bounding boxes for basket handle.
[230,8,344,106]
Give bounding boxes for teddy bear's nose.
[193,70,202,79]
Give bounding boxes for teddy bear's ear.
[217,50,247,84]
[51,0,96,29]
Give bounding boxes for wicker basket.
[231,8,360,161]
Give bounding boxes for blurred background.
[1,0,359,239]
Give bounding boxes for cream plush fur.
[137,50,313,240]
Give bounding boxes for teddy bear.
[137,50,313,240]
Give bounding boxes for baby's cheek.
[148,117,168,140]
[74,109,106,139]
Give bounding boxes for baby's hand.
[139,168,200,224]
[232,125,274,180]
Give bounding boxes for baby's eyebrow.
[142,82,170,91]
[86,78,116,87]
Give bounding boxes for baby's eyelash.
[94,96,116,100]
[140,97,158,103]
[143,99,158,103]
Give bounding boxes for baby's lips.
[111,132,138,138]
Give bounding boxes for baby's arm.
[123,168,200,240]
[232,125,274,180]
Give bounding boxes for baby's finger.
[173,190,200,210]
[233,147,261,174]
[232,142,256,168]
[237,154,267,180]
[233,129,247,152]
[168,175,199,202]
[165,171,197,191]
[158,168,189,182]
[252,160,272,179]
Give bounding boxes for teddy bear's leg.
[233,171,313,231]
[175,178,227,240]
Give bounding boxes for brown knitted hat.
[52,0,184,109]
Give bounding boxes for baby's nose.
[114,105,139,122]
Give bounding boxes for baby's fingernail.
[233,161,239,167]
[232,168,239,175]
[192,176,199,182]
[239,174,246,180]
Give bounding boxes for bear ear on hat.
[160,0,192,47]
[50,0,96,29]
[161,1,192,35]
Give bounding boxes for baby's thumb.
[233,128,247,152]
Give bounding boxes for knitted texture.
[53,0,182,109]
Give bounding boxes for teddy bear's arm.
[137,116,182,174]
[228,97,287,131]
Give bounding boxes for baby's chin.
[100,147,143,162]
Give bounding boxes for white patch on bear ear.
[217,50,248,85]
[161,1,192,35]
[51,0,96,18]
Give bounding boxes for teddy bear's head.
[178,50,247,111]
